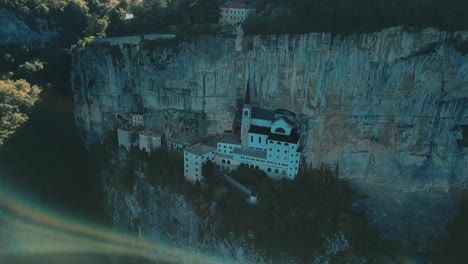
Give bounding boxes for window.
[274,169,279,173]
[196,174,198,177]
[275,127,286,134]
[284,150,287,153]
[185,170,188,173]
[185,165,188,168]
[185,158,188,161]
[195,168,198,172]
[267,168,272,172]
[227,160,231,164]
[229,146,232,149]
[255,165,259,169]
[224,145,227,148]
[222,159,226,164]
[277,149,279,152]
[269,148,272,151]
[195,162,198,165]
[258,137,261,144]
[251,136,253,142]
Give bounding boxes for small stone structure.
[139,130,161,153]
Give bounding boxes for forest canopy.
[0,79,40,145]
[1,0,467,39]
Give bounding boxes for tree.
[202,160,216,183]
[0,79,41,145]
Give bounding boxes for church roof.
[248,125,270,135]
[268,129,300,144]
[251,107,275,121]
[273,116,295,127]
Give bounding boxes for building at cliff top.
[184,88,302,182]
[219,1,255,25]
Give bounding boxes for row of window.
[223,9,246,14]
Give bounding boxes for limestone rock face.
[0,8,57,48]
[72,28,468,188]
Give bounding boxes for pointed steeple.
[244,83,251,105]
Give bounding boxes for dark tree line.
[243,0,468,35]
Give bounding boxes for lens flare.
[0,183,230,264]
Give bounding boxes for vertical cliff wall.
[72,28,468,189]
[0,8,57,47]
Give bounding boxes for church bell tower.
[241,84,251,146]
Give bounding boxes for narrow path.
[216,172,258,203]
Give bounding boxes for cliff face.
[72,28,468,188]
[0,8,57,47]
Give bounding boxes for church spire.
[244,83,251,105]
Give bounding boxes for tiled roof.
[232,147,267,159]
[185,143,215,156]
[221,2,255,9]
[248,125,270,135]
[218,134,241,144]
[251,107,275,121]
[139,130,160,137]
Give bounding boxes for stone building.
[216,105,301,180]
[184,99,302,182]
[219,1,255,25]
[184,143,216,183]
[139,130,161,153]
[131,114,144,127]
[117,128,133,150]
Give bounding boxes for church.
[184,89,302,183]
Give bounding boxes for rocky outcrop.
[72,28,468,188]
[0,8,58,48]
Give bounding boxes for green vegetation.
[427,190,468,263]
[455,41,468,55]
[243,0,468,35]
[0,89,108,223]
[0,79,40,144]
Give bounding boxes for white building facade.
[117,128,133,150]
[139,130,161,153]
[131,114,144,127]
[184,104,301,183]
[217,106,301,180]
[184,143,216,183]
[219,2,255,25]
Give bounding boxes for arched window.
[250,165,254,169]
[267,168,272,172]
[275,127,286,134]
[244,110,249,116]
[222,159,226,164]
[255,165,259,169]
[227,160,231,164]
[274,169,279,173]
[282,170,287,175]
